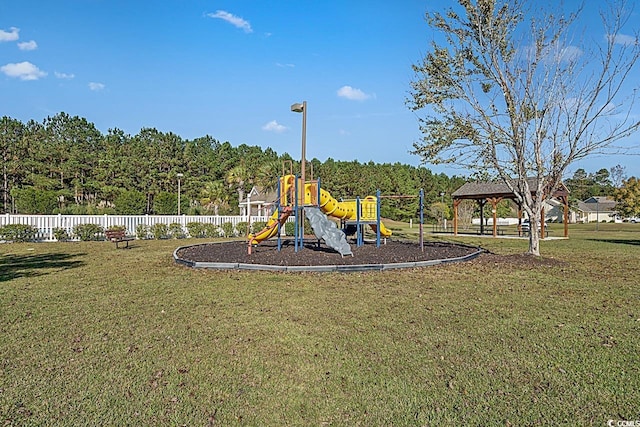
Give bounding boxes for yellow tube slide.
[248,208,291,244]
[315,187,392,237]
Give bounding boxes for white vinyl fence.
[1,214,274,242]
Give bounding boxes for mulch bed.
[175,239,481,267]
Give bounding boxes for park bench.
[105,229,134,249]
[518,225,550,238]
[471,225,505,236]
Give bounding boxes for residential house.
[238,186,278,217]
[574,196,619,223]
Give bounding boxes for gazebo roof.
[452,178,568,200]
[450,178,570,239]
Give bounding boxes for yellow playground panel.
[248,174,391,245]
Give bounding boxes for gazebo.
[451,178,570,238]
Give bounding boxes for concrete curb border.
[173,241,485,273]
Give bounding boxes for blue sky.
[1,0,639,179]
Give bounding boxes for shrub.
[11,188,59,214]
[203,223,220,238]
[236,222,248,237]
[53,227,70,242]
[114,190,146,214]
[251,221,267,233]
[73,223,104,241]
[152,191,189,215]
[169,222,185,239]
[186,205,203,215]
[283,218,311,236]
[136,224,150,240]
[0,224,38,242]
[186,222,205,238]
[56,204,87,215]
[153,191,177,215]
[88,204,116,215]
[151,223,168,240]
[284,221,295,236]
[220,222,235,238]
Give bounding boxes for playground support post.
[277,178,282,252]
[419,189,424,252]
[376,189,381,248]
[356,197,363,247]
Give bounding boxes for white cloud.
[601,102,617,115]
[55,71,75,79]
[17,40,37,51]
[0,61,46,80]
[276,62,295,68]
[262,120,288,133]
[88,82,105,91]
[521,43,583,64]
[607,33,637,46]
[337,85,374,101]
[556,45,583,62]
[0,27,19,42]
[206,10,252,33]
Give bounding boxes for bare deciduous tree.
[456,199,476,230]
[408,0,640,255]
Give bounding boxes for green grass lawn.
[1,224,639,425]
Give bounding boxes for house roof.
[578,197,617,212]
[452,178,569,200]
[239,186,278,205]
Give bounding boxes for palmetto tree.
[225,164,250,210]
[200,180,228,215]
[254,161,282,194]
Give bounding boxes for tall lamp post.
[177,173,184,215]
[291,101,307,251]
[291,101,307,182]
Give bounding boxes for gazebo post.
[453,199,461,236]
[562,196,569,238]
[517,203,523,237]
[479,199,486,235]
[487,197,502,237]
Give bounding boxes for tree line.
[3,112,636,222]
[1,113,466,221]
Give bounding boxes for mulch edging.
[174,239,485,273]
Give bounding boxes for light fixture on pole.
[177,173,184,215]
[291,101,307,183]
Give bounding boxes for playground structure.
[246,100,427,257]
[247,174,392,256]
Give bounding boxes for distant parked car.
[627,217,639,223]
